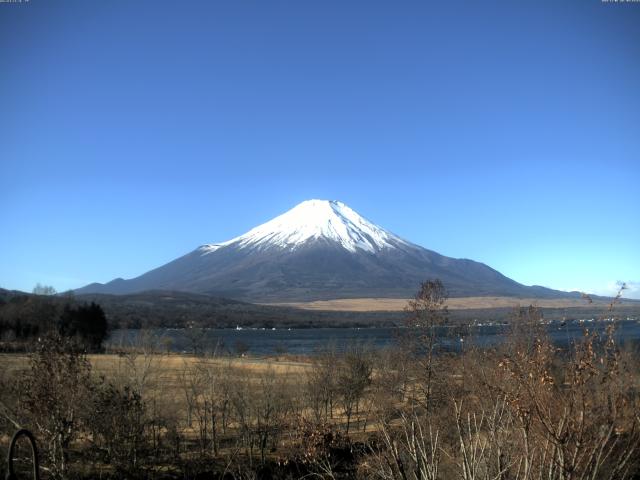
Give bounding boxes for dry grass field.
[267,295,626,311]
[1,352,310,373]
[0,352,313,413]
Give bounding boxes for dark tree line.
[57,302,109,351]
[0,293,108,351]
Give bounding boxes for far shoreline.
[263,295,640,312]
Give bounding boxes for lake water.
[107,318,640,356]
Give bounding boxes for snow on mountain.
[199,199,410,254]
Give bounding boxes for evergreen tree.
[58,302,109,351]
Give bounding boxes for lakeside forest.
[1,281,640,479]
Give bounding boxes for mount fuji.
[76,200,571,301]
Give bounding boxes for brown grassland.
[267,296,632,311]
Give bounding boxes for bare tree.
[179,358,203,429]
[306,345,338,423]
[369,409,441,480]
[491,319,640,479]
[111,329,164,398]
[336,343,373,434]
[17,334,95,478]
[253,368,291,464]
[404,279,449,411]
[184,322,206,355]
[191,356,230,456]
[89,382,147,475]
[32,283,57,296]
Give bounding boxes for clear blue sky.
[1,0,639,298]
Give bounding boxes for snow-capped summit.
[200,199,409,254]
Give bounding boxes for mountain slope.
[76,200,575,301]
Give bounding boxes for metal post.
[5,429,39,480]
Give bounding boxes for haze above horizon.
[1,0,639,298]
